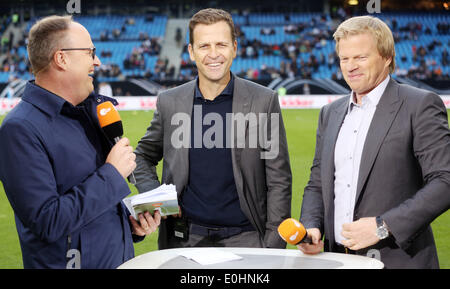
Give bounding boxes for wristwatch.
[375,216,389,240]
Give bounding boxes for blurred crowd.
[0,11,449,91]
[179,13,449,82]
[388,18,449,81]
[179,14,339,81]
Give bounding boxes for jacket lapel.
[354,78,403,207]
[175,80,196,195]
[231,76,253,161]
[322,97,349,204]
[321,96,348,243]
[175,80,195,118]
[229,76,260,232]
[231,76,252,124]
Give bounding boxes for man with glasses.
[61,47,96,59]
[0,15,159,269]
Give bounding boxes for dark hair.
[189,8,236,45]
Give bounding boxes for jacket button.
[97,98,101,103]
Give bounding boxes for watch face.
[376,227,389,239]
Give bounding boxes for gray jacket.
[301,78,450,268]
[134,76,292,249]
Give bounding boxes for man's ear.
[53,50,68,71]
[385,56,392,70]
[188,43,195,62]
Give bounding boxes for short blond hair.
[27,15,73,74]
[333,16,396,73]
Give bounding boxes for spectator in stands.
[98,82,113,97]
[391,19,398,31]
[1,34,9,53]
[4,75,17,99]
[175,27,183,48]
[100,49,112,58]
[235,25,245,38]
[126,17,135,25]
[437,21,449,35]
[395,66,408,77]
[260,27,275,35]
[433,66,442,79]
[259,64,270,79]
[145,13,154,22]
[8,31,14,51]
[442,49,448,66]
[302,83,310,95]
[154,57,170,80]
[112,28,121,39]
[284,24,298,34]
[308,54,319,72]
[0,15,158,269]
[100,30,109,41]
[327,52,336,68]
[96,63,122,78]
[0,15,9,35]
[245,45,255,58]
[418,46,427,58]
[318,52,325,65]
[12,13,19,27]
[139,32,148,40]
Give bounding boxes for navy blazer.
[0,82,135,268]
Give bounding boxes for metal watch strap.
[376,216,384,227]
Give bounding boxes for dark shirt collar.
[21,81,67,118]
[22,81,97,118]
[194,72,234,99]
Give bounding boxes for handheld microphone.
[278,218,312,245]
[97,101,136,184]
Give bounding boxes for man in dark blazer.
[134,8,292,249]
[299,16,450,268]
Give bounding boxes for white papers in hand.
[123,184,179,218]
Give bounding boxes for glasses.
[60,47,96,60]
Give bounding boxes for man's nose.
[346,59,358,71]
[208,45,220,58]
[94,55,101,66]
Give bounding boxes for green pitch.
[0,109,449,268]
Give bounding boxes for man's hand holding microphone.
[278,218,384,255]
[106,137,136,180]
[98,101,160,236]
[278,218,324,255]
[296,228,323,254]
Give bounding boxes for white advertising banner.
[1,95,450,113]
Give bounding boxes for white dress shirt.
[334,75,390,245]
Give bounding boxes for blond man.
[298,16,450,268]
